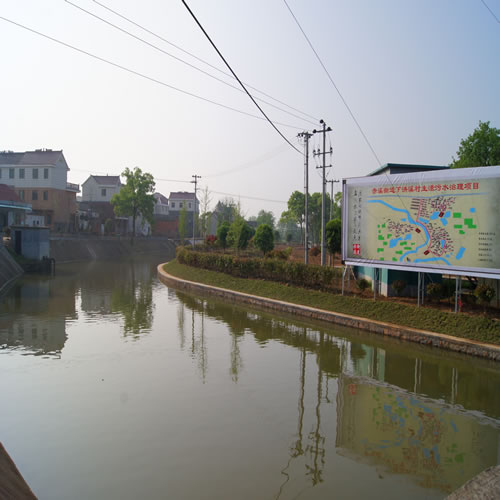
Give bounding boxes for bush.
[216,222,230,250]
[392,279,407,296]
[227,218,253,251]
[268,247,292,260]
[254,224,274,255]
[176,247,342,291]
[310,246,321,257]
[205,234,217,245]
[426,283,444,301]
[357,278,371,292]
[474,284,496,305]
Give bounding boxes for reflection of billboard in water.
[342,166,500,277]
[336,374,500,493]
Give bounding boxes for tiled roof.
[154,192,169,204]
[0,183,22,202]
[90,175,121,185]
[0,150,67,168]
[169,191,196,200]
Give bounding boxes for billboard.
[342,166,500,278]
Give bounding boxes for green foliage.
[268,247,292,260]
[474,284,496,305]
[450,121,500,168]
[216,221,231,250]
[254,224,275,255]
[110,167,155,238]
[104,218,114,235]
[325,218,341,256]
[274,230,281,243]
[426,283,444,301]
[357,278,371,292]
[392,279,407,296]
[176,247,342,291]
[227,217,253,251]
[256,209,275,229]
[178,206,187,244]
[310,246,321,257]
[215,198,238,225]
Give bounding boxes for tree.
[254,224,274,255]
[199,186,212,238]
[278,210,300,243]
[216,221,230,251]
[450,121,500,168]
[111,167,155,242]
[287,191,305,238]
[326,218,342,265]
[227,217,252,252]
[178,206,187,244]
[256,210,275,228]
[214,197,238,226]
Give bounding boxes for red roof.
[0,184,22,202]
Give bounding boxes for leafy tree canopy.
[256,209,275,228]
[450,121,500,168]
[227,217,253,251]
[326,218,342,257]
[254,223,274,255]
[111,167,156,238]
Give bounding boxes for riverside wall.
[0,246,24,294]
[50,236,176,263]
[158,264,500,362]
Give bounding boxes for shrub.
[474,284,496,305]
[254,224,274,255]
[426,283,444,301]
[104,218,114,234]
[357,278,371,292]
[268,247,292,260]
[216,222,231,250]
[310,246,321,257]
[227,218,253,251]
[205,234,217,245]
[326,219,341,256]
[392,279,407,296]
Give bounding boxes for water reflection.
[0,259,158,356]
[174,291,500,495]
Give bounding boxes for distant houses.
[0,149,79,231]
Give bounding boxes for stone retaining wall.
[0,246,23,294]
[158,264,500,362]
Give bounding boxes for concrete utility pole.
[326,178,340,219]
[313,120,332,266]
[191,174,201,248]
[298,131,312,264]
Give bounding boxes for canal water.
[1,257,499,499]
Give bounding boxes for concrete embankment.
[158,264,500,362]
[51,236,176,263]
[0,246,24,293]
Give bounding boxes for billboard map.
[342,166,500,277]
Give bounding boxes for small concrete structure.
[11,225,50,260]
[447,465,500,499]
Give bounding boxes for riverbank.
[159,260,500,359]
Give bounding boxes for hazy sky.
[1,0,499,218]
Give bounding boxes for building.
[0,149,79,231]
[153,192,169,216]
[0,184,31,229]
[81,175,121,202]
[168,192,199,214]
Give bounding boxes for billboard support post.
[454,276,462,313]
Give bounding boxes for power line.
[91,0,319,122]
[207,189,287,204]
[0,14,303,130]
[65,0,317,127]
[480,0,500,24]
[181,0,302,155]
[282,0,382,165]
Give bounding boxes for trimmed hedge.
[176,246,342,291]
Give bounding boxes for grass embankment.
[164,260,500,346]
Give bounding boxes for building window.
[19,168,25,179]
[47,215,52,225]
[32,191,38,201]
[101,188,106,197]
[44,168,49,179]
[32,168,39,179]
[171,202,175,208]
[9,168,14,179]
[188,202,192,209]
[43,191,49,201]
[19,190,24,200]
[179,202,183,208]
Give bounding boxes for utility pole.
[191,174,201,248]
[298,131,312,264]
[313,120,332,266]
[326,178,340,219]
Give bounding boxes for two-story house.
[80,175,127,234]
[0,149,79,231]
[168,192,199,214]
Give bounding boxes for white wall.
[0,164,67,190]
[82,178,121,202]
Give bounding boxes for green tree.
[326,218,342,265]
[254,223,274,255]
[450,121,500,168]
[215,197,238,226]
[287,191,305,238]
[278,210,300,242]
[216,221,230,251]
[227,217,252,252]
[256,209,275,228]
[110,167,155,242]
[178,206,187,244]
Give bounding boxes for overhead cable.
[282,0,382,165]
[0,15,303,130]
[91,0,319,122]
[181,0,302,155]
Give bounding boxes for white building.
[168,192,199,213]
[81,175,122,202]
[153,192,169,216]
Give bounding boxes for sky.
[1,0,499,219]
